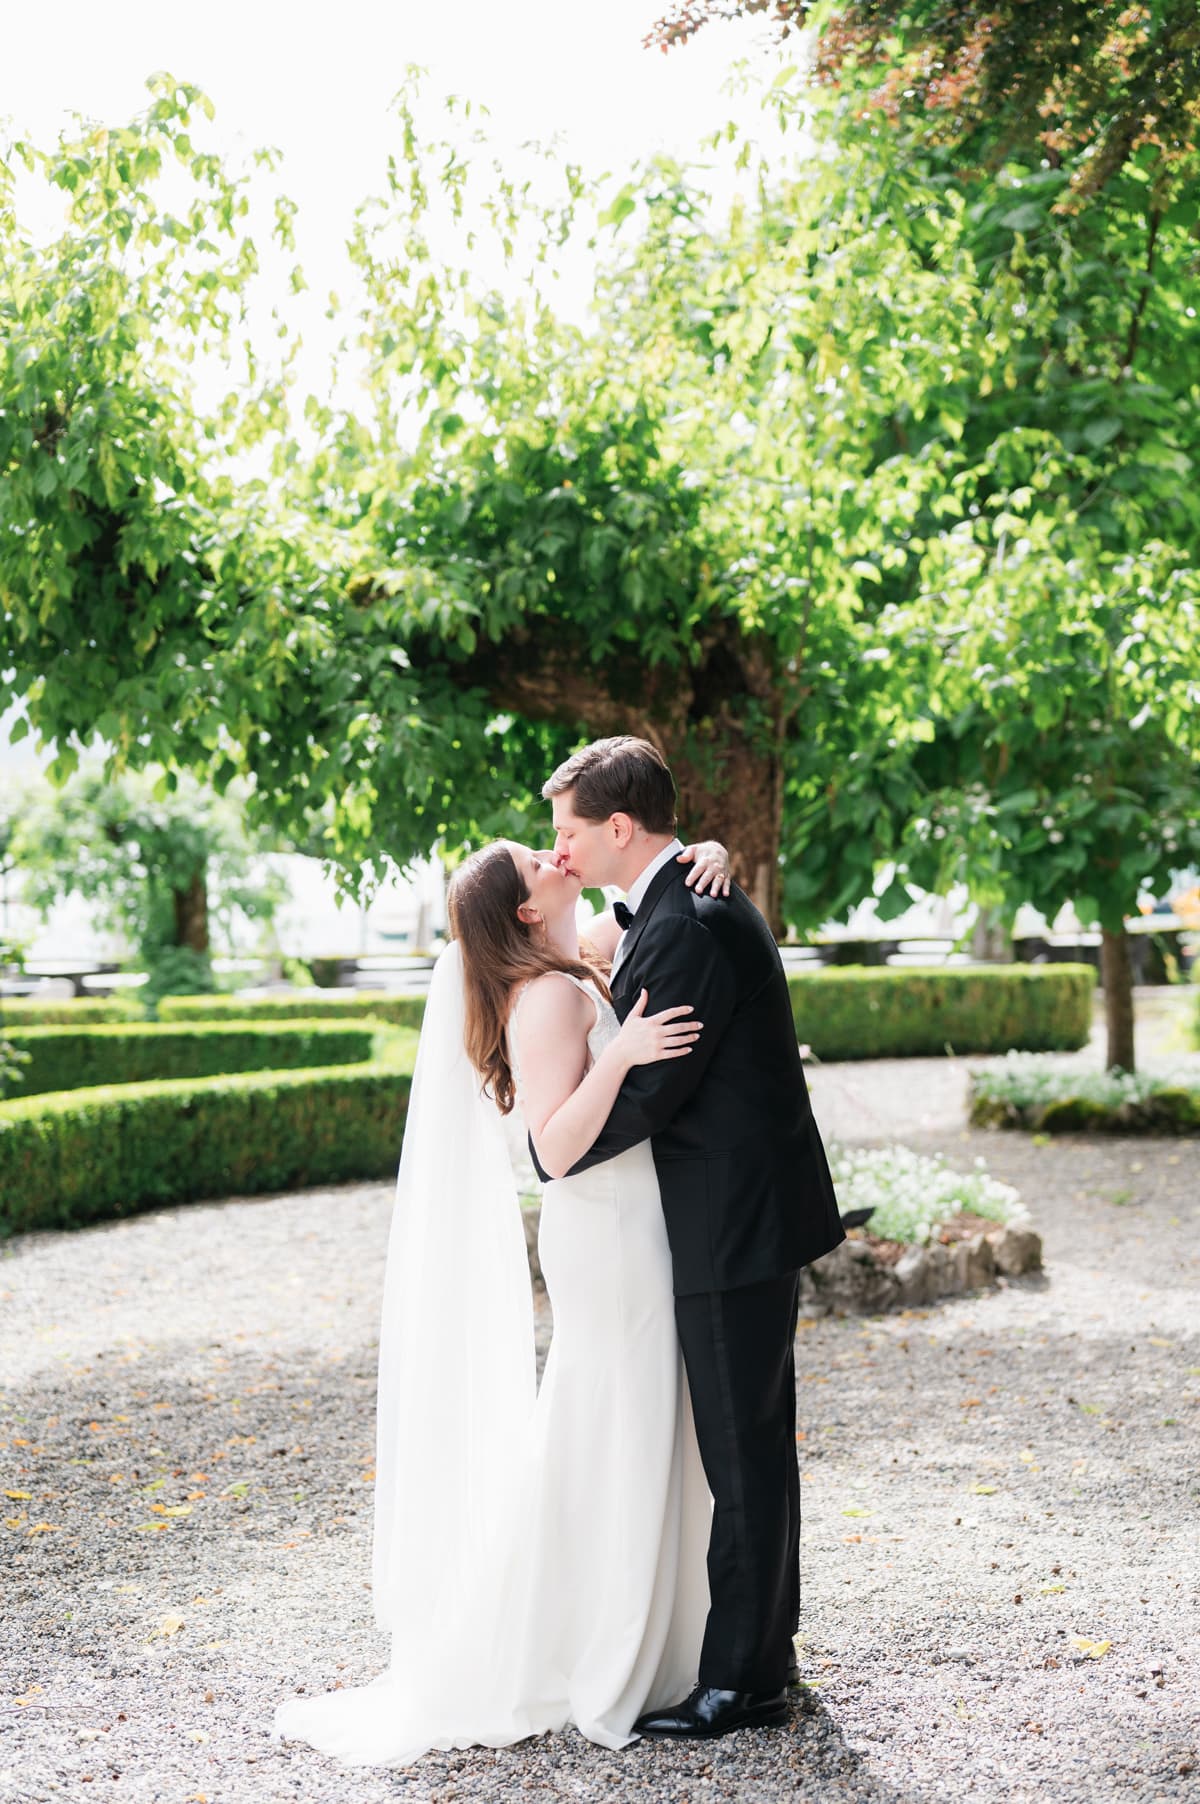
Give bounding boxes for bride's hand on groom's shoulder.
[678,840,733,897]
[615,989,703,1068]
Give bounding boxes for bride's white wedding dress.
[273,968,711,1768]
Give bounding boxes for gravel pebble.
[2,1001,1198,1803]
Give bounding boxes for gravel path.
[2,1003,1198,1803]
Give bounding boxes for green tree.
[11,769,286,1005]
[649,1,1200,204]
[1,76,976,932]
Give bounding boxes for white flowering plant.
[828,1144,1028,1246]
[971,1052,1200,1112]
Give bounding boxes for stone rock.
[985,1224,1043,1276]
[953,1232,997,1291]
[923,1241,958,1298]
[798,1238,901,1317]
[894,1247,936,1307]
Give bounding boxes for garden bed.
[970,1056,1200,1134]
[522,1146,1041,1315]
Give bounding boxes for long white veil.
[371,939,537,1654]
[274,941,537,1759]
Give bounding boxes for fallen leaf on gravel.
[1070,1636,1112,1658]
[161,1506,192,1518]
[133,1522,170,1533]
[970,1485,997,1495]
[1040,1584,1066,1594]
[4,1490,32,1500]
[842,1507,873,1517]
[1148,1338,1171,1348]
[158,1616,186,1637]
[26,1522,61,1535]
[955,1699,970,1721]
[14,1688,44,1705]
[4,1516,27,1529]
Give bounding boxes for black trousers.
[674,1271,801,1694]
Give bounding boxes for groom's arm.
[528,917,737,1181]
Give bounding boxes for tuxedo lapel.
[610,859,682,1001]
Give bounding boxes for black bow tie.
[613,900,636,930]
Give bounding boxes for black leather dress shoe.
[634,1684,789,1739]
[786,1648,801,1687]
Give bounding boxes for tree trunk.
[173,872,210,954]
[970,905,1009,963]
[449,622,789,935]
[671,738,783,933]
[1100,924,1135,1072]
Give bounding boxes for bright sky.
[2,0,791,779]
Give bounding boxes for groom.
[532,735,844,1740]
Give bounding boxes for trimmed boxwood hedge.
[158,990,427,1030]
[3,1021,380,1100]
[158,965,1093,1060]
[0,996,144,1026]
[0,1043,418,1237]
[788,964,1094,1060]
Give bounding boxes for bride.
[273,838,731,1768]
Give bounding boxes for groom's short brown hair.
[543,736,677,834]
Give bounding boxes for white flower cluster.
[971,1051,1200,1110]
[827,1143,1028,1247]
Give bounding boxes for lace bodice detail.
[507,972,618,1102]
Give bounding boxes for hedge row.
[2,1021,380,1100]
[159,965,1093,1058]
[788,964,1094,1060]
[6,964,1093,1066]
[0,996,144,1026]
[158,990,427,1029]
[0,1050,417,1237]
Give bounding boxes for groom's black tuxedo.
[530,858,844,1695]
[548,858,844,1293]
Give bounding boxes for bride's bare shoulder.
[507,970,592,1034]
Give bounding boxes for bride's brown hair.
[448,842,611,1116]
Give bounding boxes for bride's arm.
[514,975,699,1180]
[676,839,733,897]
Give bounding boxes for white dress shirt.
[609,838,683,979]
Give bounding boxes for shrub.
[788,964,1094,1060]
[0,1040,418,1237]
[2,1021,380,1099]
[158,966,1093,1060]
[0,996,145,1026]
[970,1056,1200,1134]
[827,1144,1030,1244]
[158,990,427,1030]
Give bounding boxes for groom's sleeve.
[528,917,737,1180]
